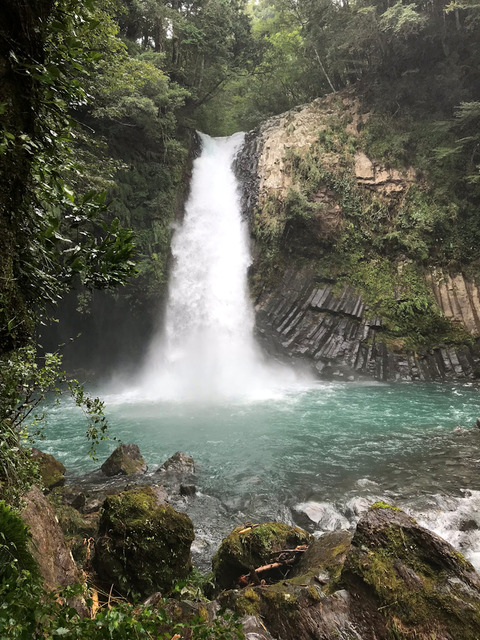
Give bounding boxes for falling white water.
[133,132,298,402]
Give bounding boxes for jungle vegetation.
[0,0,479,635]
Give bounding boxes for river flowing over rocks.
[31,445,480,639]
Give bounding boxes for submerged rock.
[94,486,194,597]
[212,522,313,590]
[180,483,196,496]
[156,451,195,475]
[31,448,66,491]
[100,443,147,477]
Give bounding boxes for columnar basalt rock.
[254,265,480,381]
[237,95,480,381]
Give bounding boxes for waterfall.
[135,132,295,402]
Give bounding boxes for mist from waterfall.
[132,132,298,402]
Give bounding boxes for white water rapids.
[132,132,297,402]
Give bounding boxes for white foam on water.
[414,490,480,570]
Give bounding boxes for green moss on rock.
[212,522,312,590]
[31,448,66,491]
[340,504,480,639]
[94,487,194,597]
[371,501,401,511]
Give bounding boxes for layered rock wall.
[255,266,480,381]
[238,95,480,381]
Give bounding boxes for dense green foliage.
[1,0,480,634]
[0,502,244,639]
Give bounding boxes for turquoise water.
[41,380,480,567]
[43,381,479,504]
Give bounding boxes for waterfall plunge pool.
[42,380,480,570]
[39,133,480,569]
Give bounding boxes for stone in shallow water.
[156,451,195,475]
[180,483,196,496]
[100,443,147,477]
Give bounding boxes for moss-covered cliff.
[238,92,480,381]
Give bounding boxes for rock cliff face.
[238,94,480,381]
[255,265,480,381]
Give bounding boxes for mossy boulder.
[219,531,353,639]
[340,503,480,639]
[31,448,65,491]
[219,507,480,639]
[212,522,313,590]
[100,443,147,477]
[94,487,194,597]
[289,530,352,588]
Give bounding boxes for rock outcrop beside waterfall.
[237,93,480,381]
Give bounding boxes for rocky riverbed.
[22,443,480,639]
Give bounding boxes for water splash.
[132,132,298,402]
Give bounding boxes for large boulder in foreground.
[100,443,147,476]
[340,502,480,639]
[220,504,480,639]
[212,522,313,590]
[94,486,194,597]
[31,448,65,490]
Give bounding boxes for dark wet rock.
[340,502,480,639]
[212,522,313,590]
[100,443,147,477]
[253,265,480,382]
[94,486,194,597]
[460,519,479,532]
[241,615,278,640]
[22,486,87,615]
[31,448,66,491]
[289,531,353,585]
[157,451,195,475]
[476,417,480,429]
[180,483,196,496]
[220,580,358,640]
